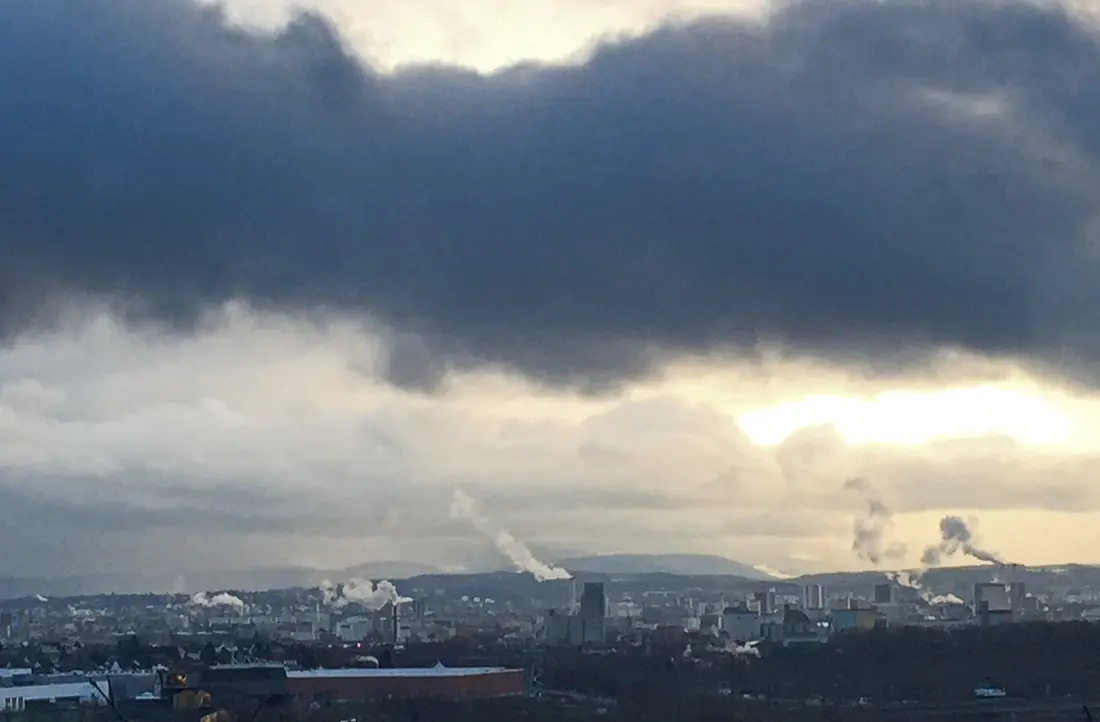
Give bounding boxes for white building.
[0,680,110,712]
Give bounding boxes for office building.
[580,583,606,644]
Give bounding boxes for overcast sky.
[4,0,1100,580]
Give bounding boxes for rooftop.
[287,665,515,679]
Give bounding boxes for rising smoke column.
[921,515,1004,566]
[319,579,340,606]
[450,489,572,582]
[886,569,936,603]
[318,579,411,610]
[888,570,923,589]
[845,478,907,565]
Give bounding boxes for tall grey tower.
[580,582,606,644]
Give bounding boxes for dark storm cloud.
[3,0,1100,387]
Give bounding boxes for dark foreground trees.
[542,621,1100,703]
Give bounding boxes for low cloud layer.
[1,307,1100,577]
[4,0,1100,390]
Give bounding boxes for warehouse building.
[287,663,525,701]
[0,679,110,711]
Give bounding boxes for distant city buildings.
[546,582,608,646]
[801,584,826,610]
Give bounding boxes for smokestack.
[392,602,399,644]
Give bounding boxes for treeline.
[543,621,1100,703]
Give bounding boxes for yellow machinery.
[173,689,213,710]
[200,709,235,722]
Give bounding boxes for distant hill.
[557,553,775,579]
[335,561,443,579]
[12,558,1100,600]
[0,561,445,599]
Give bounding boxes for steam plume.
[725,639,762,658]
[886,569,938,604]
[921,515,1004,566]
[845,478,906,565]
[887,570,922,590]
[319,579,411,610]
[319,579,339,606]
[450,489,572,581]
[190,592,245,610]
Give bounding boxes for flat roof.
[287,667,516,679]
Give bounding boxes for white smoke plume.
[845,478,907,565]
[190,592,245,610]
[319,579,411,610]
[886,569,937,604]
[319,578,339,606]
[450,489,572,582]
[887,570,967,606]
[887,570,922,589]
[921,515,1004,566]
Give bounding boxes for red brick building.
[286,664,525,701]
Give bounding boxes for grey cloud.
[0,476,339,535]
[3,0,1100,388]
[577,440,630,465]
[843,478,868,493]
[475,485,677,510]
[0,484,307,578]
[775,425,851,489]
[881,456,1100,513]
[471,483,743,514]
[770,425,1100,514]
[377,332,450,393]
[715,511,844,539]
[789,434,1100,514]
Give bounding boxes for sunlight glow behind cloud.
[737,387,1072,447]
[3,303,1100,575]
[202,0,771,71]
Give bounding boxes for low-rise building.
[831,608,878,633]
[0,679,110,711]
[287,664,525,701]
